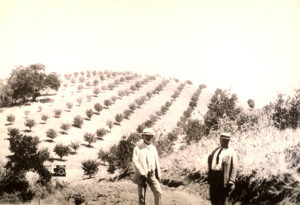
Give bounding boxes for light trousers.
[137,173,162,205]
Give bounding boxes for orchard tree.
[25,118,36,131]
[86,109,94,120]
[53,144,70,160]
[46,128,58,141]
[6,114,15,125]
[94,103,103,114]
[69,141,80,154]
[84,133,97,147]
[81,159,99,178]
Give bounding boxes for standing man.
[208,133,238,205]
[132,128,162,205]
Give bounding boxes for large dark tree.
[6,63,60,104]
[0,128,52,201]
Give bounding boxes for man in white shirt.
[132,128,162,205]
[208,133,238,205]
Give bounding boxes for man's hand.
[227,181,235,195]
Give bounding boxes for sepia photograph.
[0,0,299,204]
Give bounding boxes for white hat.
[220,132,231,139]
[142,128,155,136]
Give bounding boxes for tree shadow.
[81,143,93,148]
[69,151,77,155]
[40,122,46,125]
[84,118,91,121]
[44,139,54,143]
[50,157,67,162]
[97,137,104,140]
[5,123,13,126]
[39,98,54,104]
[23,129,31,133]
[60,131,67,135]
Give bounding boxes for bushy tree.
[94,103,103,113]
[46,128,57,141]
[104,99,112,108]
[129,103,136,112]
[93,88,100,96]
[203,89,241,134]
[66,102,73,110]
[69,141,80,154]
[115,114,124,125]
[86,109,94,120]
[81,160,99,178]
[183,119,205,144]
[24,118,36,131]
[84,133,97,147]
[53,144,70,159]
[41,114,49,124]
[76,97,83,105]
[2,129,51,197]
[123,109,131,119]
[53,109,62,118]
[6,114,15,125]
[73,115,84,128]
[96,128,107,139]
[60,123,71,134]
[4,64,60,104]
[106,120,113,131]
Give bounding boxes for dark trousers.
[209,170,230,205]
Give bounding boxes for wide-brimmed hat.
[142,128,155,136]
[220,132,231,140]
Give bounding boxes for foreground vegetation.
[0,65,299,204]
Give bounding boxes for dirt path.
[38,179,210,205]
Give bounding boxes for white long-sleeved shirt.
[132,142,161,179]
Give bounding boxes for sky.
[0,0,299,107]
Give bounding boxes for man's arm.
[132,146,146,176]
[229,150,238,183]
[154,147,161,180]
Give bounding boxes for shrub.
[93,88,100,96]
[123,109,131,119]
[46,129,57,141]
[108,83,114,90]
[86,109,93,120]
[84,133,97,147]
[7,114,15,124]
[96,128,107,139]
[53,109,62,118]
[118,90,125,98]
[104,99,112,108]
[81,160,99,178]
[94,103,103,113]
[85,81,91,87]
[203,89,241,134]
[183,119,205,144]
[77,85,84,92]
[41,114,49,123]
[73,115,84,128]
[24,119,36,131]
[38,105,43,112]
[79,76,85,83]
[76,97,83,105]
[129,103,136,111]
[60,123,71,134]
[3,130,51,198]
[106,120,113,131]
[69,141,80,154]
[115,114,124,124]
[272,91,300,130]
[66,102,73,110]
[24,110,30,117]
[53,144,70,159]
[111,96,117,102]
[86,95,92,102]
